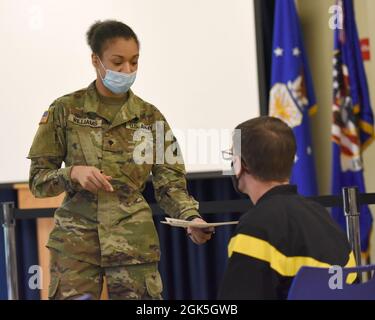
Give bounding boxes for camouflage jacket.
[28,82,200,267]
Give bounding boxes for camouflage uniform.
[49,249,163,300]
[28,82,200,299]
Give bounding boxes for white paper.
[160,217,239,229]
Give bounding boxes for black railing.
[2,188,375,300]
[9,193,375,220]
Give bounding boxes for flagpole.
[342,187,363,282]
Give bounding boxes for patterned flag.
[269,0,318,196]
[331,0,374,253]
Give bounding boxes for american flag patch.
[39,111,49,124]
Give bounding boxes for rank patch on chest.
[68,114,102,128]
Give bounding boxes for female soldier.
[28,20,212,300]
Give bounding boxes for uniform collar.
[256,184,298,205]
[83,81,141,126]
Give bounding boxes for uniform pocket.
[66,125,87,166]
[121,162,152,190]
[118,194,150,220]
[66,113,102,167]
[145,271,163,300]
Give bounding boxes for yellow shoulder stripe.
[345,252,357,284]
[228,234,356,278]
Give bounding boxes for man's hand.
[70,166,114,194]
[187,218,215,245]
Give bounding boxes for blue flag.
[269,0,318,196]
[331,0,374,253]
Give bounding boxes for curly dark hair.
[86,20,139,57]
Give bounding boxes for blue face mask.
[97,57,137,94]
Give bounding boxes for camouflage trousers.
[48,249,163,300]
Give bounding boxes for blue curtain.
[149,177,246,300]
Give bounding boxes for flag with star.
[269,0,318,196]
[331,0,374,253]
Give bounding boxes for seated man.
[219,116,355,300]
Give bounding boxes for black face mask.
[230,161,246,195]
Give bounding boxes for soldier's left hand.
[187,218,214,245]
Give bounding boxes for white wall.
[0,0,260,183]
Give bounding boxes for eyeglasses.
[221,149,234,161]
